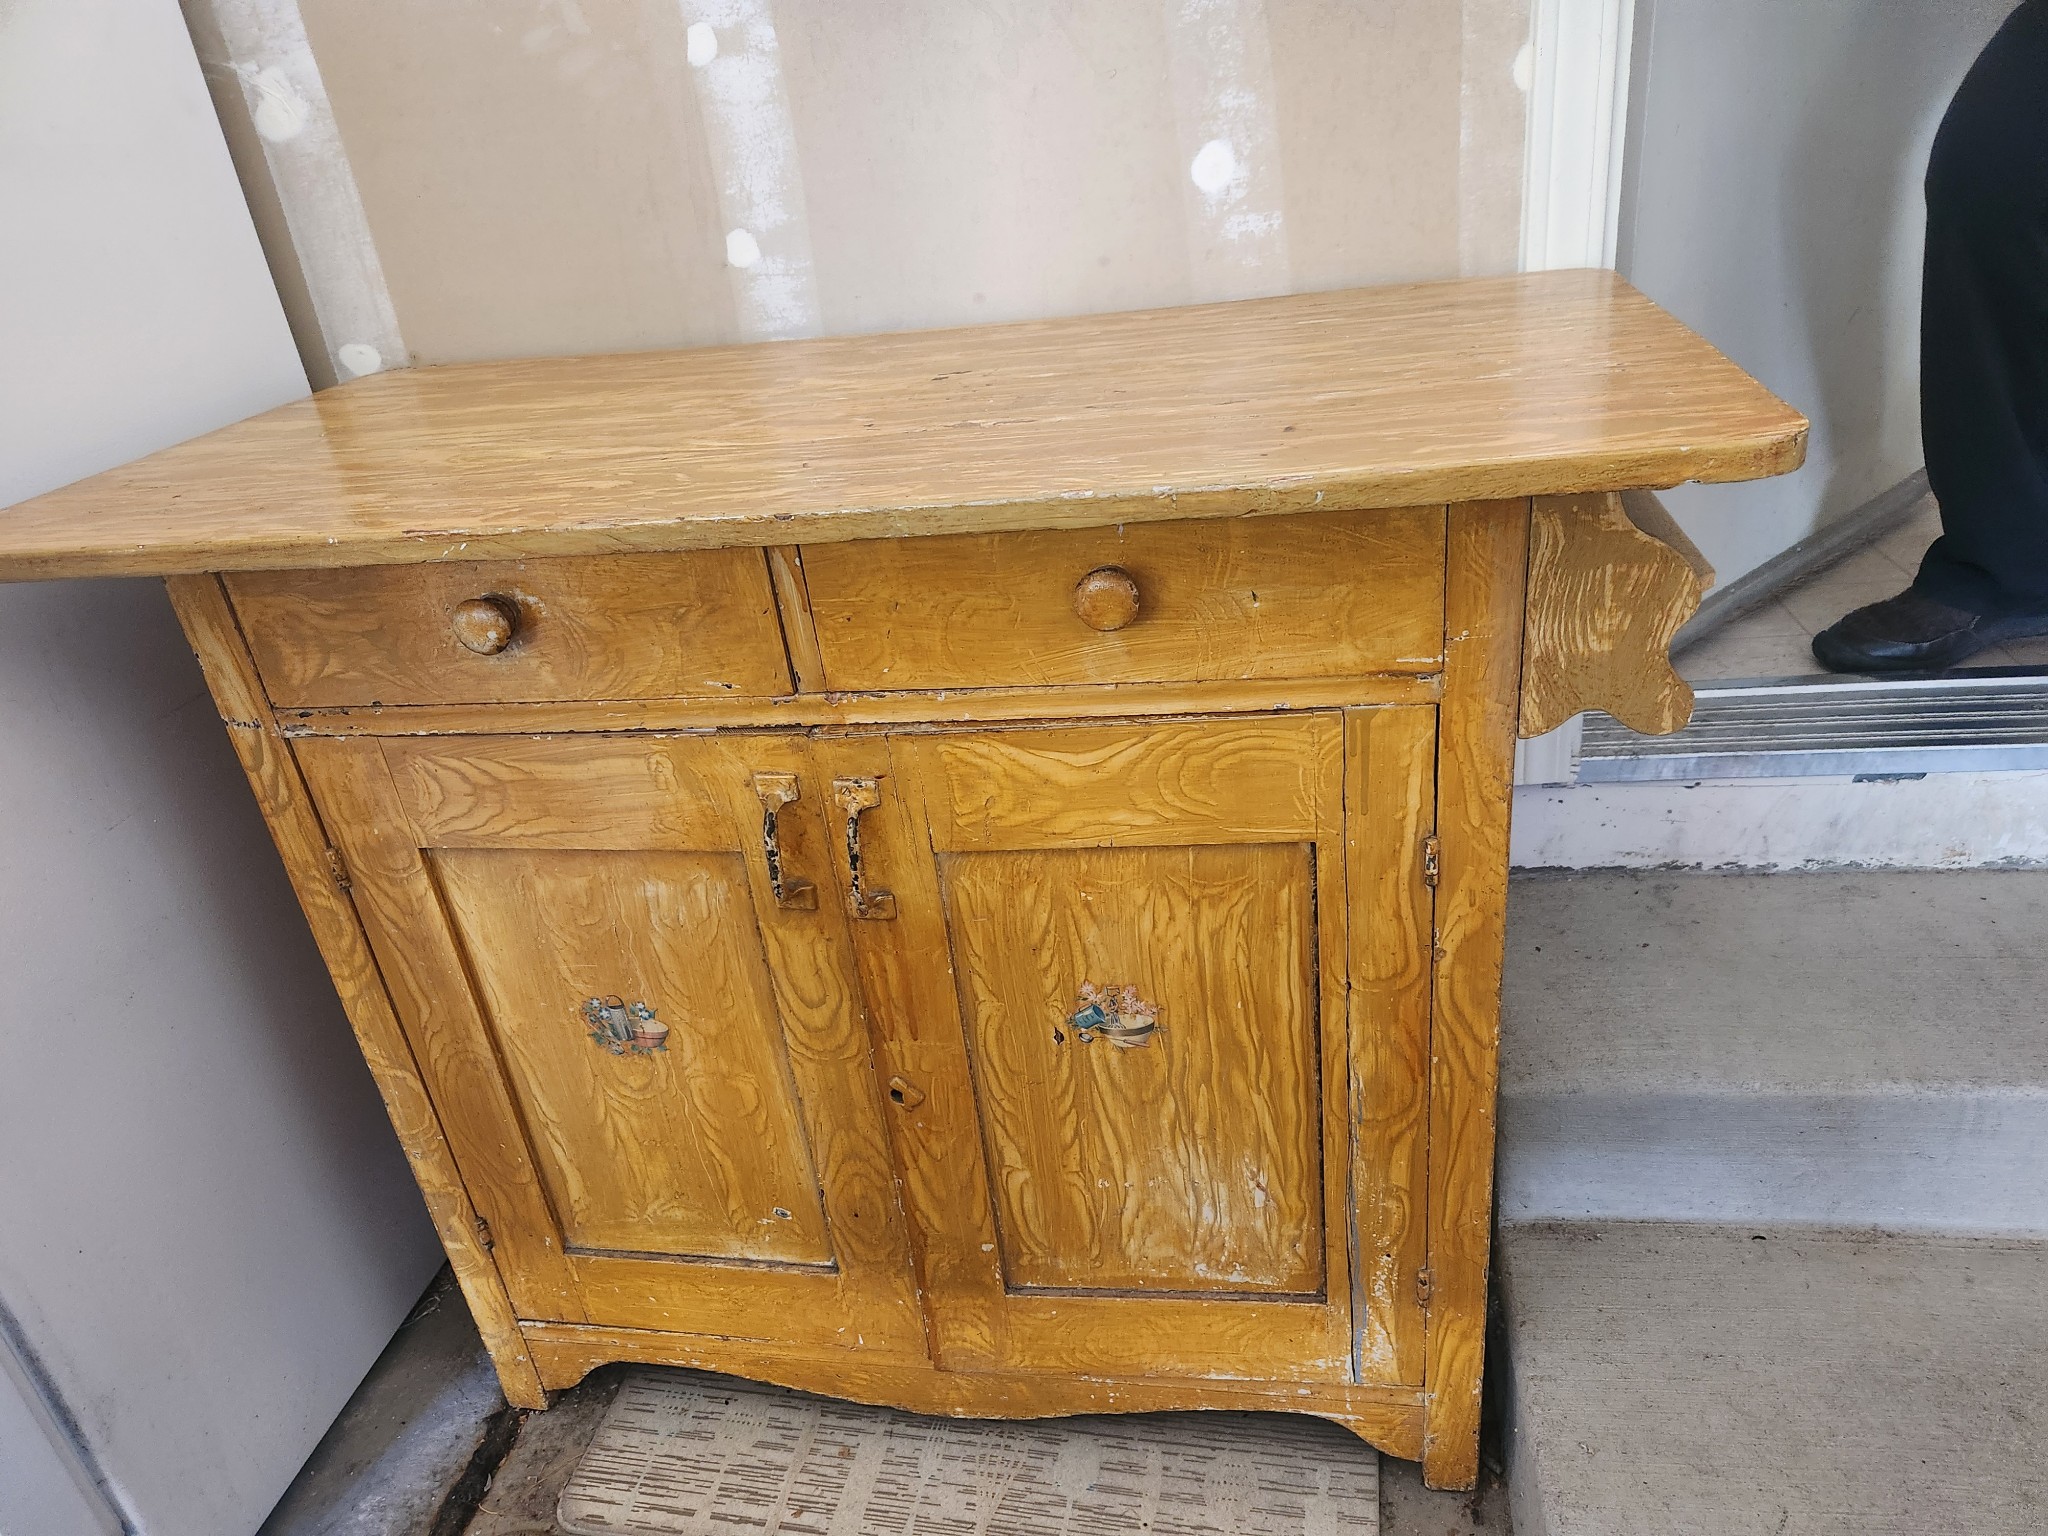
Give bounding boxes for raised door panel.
[293,733,922,1357]
[430,848,832,1266]
[944,842,1323,1296]
[852,717,1356,1382]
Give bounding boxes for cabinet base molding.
[518,1322,1427,1461]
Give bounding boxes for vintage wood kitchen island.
[0,271,1803,1488]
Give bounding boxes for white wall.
[1619,0,2016,587]
[0,1,442,1532]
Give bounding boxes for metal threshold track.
[1577,669,2048,783]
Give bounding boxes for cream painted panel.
[295,0,740,362]
[784,0,1192,334]
[1272,0,1458,289]
[1460,0,1535,276]
[197,0,1531,364]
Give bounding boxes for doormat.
[556,1369,1379,1536]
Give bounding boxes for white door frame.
[1514,0,1638,786]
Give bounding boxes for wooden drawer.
[226,552,791,708]
[799,507,1445,692]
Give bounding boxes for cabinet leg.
[1420,1391,1482,1491]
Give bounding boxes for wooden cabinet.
[0,274,1805,1488]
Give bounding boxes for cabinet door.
[294,733,924,1357]
[821,713,1431,1385]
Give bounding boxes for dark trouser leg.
[1916,0,2048,617]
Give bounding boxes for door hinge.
[325,844,352,893]
[474,1214,496,1253]
[1416,1265,1435,1307]
[1421,835,1441,889]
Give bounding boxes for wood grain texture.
[1519,491,1708,738]
[294,732,926,1354]
[943,843,1324,1295]
[161,575,549,1409]
[517,1322,1427,1461]
[1344,706,1436,1388]
[378,736,734,851]
[912,719,1327,852]
[887,717,1355,1383]
[271,673,1442,738]
[813,734,1011,1374]
[226,551,789,708]
[1422,502,1529,1490]
[430,847,834,1266]
[0,272,1805,581]
[1620,487,1716,586]
[765,546,827,693]
[801,508,1446,691]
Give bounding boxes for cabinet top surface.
[0,270,1804,581]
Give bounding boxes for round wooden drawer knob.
[1073,566,1141,632]
[450,595,519,655]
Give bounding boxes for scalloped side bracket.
[1518,490,1715,739]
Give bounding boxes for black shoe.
[1811,588,2048,674]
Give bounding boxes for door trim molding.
[1519,0,1637,272]
[1514,0,1636,784]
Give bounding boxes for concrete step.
[1494,870,2048,1532]
[1498,1221,2048,1535]
[1499,869,2048,1235]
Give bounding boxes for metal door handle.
[751,772,817,910]
[831,777,897,920]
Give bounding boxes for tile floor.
[1677,494,2048,681]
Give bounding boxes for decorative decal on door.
[582,995,670,1056]
[1064,983,1160,1049]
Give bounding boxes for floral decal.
[1066,983,1160,1049]
[583,995,670,1056]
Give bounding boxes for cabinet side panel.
[1422,503,1528,1488]
[162,574,546,1409]
[1345,705,1437,1388]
